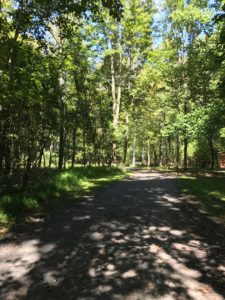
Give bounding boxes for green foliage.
[178,175,225,221]
[0,166,126,224]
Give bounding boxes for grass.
[178,175,225,222]
[0,166,127,227]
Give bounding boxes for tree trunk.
[12,140,20,175]
[58,97,65,171]
[110,48,122,164]
[167,137,171,165]
[3,1,24,175]
[183,97,188,170]
[176,134,180,167]
[43,153,46,168]
[58,103,64,172]
[49,144,53,169]
[184,137,188,170]
[0,137,3,173]
[142,147,145,166]
[159,137,162,167]
[208,135,215,169]
[1,109,12,175]
[153,145,157,166]
[38,149,44,168]
[132,138,136,167]
[71,127,76,168]
[123,115,129,165]
[83,130,86,166]
[111,55,117,127]
[4,138,11,175]
[147,140,151,168]
[123,136,128,165]
[22,133,34,190]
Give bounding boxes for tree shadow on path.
[0,171,225,299]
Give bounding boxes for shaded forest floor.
[0,170,224,299]
[178,175,225,223]
[0,167,127,231]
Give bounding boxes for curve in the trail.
[0,171,225,300]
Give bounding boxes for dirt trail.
[0,170,225,300]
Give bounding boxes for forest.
[1,2,225,298]
[1,0,225,184]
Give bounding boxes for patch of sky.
[152,0,166,47]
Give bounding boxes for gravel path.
[0,170,225,300]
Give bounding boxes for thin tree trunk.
[83,130,86,166]
[12,140,20,174]
[184,137,188,170]
[110,48,122,164]
[43,153,46,168]
[176,134,180,167]
[147,140,151,168]
[142,147,145,166]
[71,127,76,168]
[153,145,157,166]
[111,54,117,165]
[183,98,188,170]
[159,137,162,167]
[208,135,215,169]
[49,144,53,169]
[168,137,171,165]
[123,137,128,165]
[132,138,136,167]
[58,98,65,171]
[58,33,66,171]
[22,133,34,190]
[0,138,3,173]
[123,115,129,165]
[111,55,117,127]
[38,149,44,168]
[4,138,11,175]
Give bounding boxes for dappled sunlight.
[41,243,56,254]
[172,242,207,259]
[163,194,182,204]
[178,176,225,219]
[122,270,138,279]
[0,239,41,299]
[73,215,91,221]
[0,172,224,299]
[89,232,104,241]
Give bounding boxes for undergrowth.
[0,166,126,226]
[178,175,225,222]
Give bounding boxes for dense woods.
[1,0,225,186]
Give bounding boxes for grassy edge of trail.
[177,175,225,223]
[0,166,128,231]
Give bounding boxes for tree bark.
[176,134,180,167]
[82,129,86,166]
[147,140,151,168]
[132,138,136,167]
[22,132,34,190]
[184,137,188,170]
[123,114,129,165]
[58,98,65,171]
[208,135,215,169]
[71,127,76,168]
[159,137,163,167]
[49,144,53,169]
